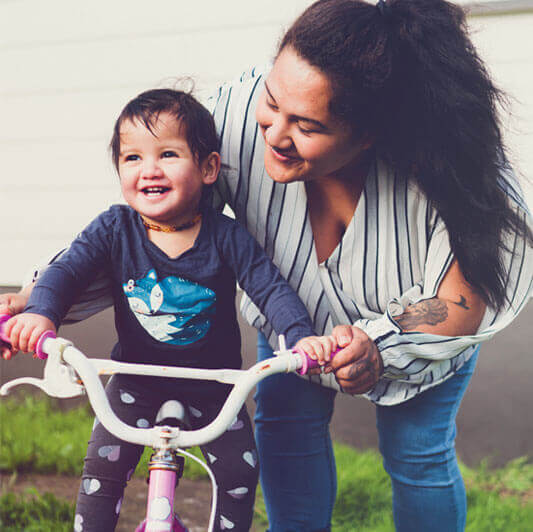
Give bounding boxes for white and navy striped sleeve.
[354,196,532,405]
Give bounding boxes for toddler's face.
[118,113,217,226]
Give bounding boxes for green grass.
[0,489,74,532]
[1,397,532,530]
[462,457,533,532]
[332,444,395,531]
[0,395,207,478]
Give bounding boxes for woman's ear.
[202,152,221,185]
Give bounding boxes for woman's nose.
[265,117,292,150]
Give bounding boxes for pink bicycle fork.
[135,446,188,532]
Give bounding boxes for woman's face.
[255,46,368,184]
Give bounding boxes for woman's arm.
[327,207,531,400]
[328,260,486,394]
[393,260,486,336]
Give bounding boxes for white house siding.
[0,0,532,285]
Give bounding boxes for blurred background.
[0,0,531,467]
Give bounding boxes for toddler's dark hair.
[110,88,219,170]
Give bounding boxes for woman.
[2,0,532,530]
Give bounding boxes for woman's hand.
[3,313,56,357]
[0,289,34,360]
[328,325,383,394]
[0,291,29,316]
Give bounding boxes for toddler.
[5,88,334,531]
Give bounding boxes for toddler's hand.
[295,335,337,372]
[3,313,56,358]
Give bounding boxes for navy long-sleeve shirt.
[26,205,315,393]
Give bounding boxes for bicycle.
[0,313,328,532]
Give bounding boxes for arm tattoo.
[395,298,448,331]
[453,295,470,310]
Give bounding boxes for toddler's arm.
[217,215,316,347]
[4,313,56,355]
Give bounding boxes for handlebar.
[0,320,337,449]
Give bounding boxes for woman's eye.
[162,151,178,158]
[297,124,317,135]
[267,99,278,111]
[124,154,140,162]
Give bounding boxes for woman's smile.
[268,144,301,163]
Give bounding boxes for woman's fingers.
[336,369,380,395]
[330,324,355,348]
[335,349,383,394]
[0,293,27,316]
[328,326,384,394]
[0,294,12,315]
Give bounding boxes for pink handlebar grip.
[0,313,56,359]
[294,346,340,375]
[35,330,56,360]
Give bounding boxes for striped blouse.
[206,66,532,405]
[34,66,533,406]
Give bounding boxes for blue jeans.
[254,332,479,532]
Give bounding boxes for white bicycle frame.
[0,334,309,532]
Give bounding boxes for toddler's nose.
[141,159,164,179]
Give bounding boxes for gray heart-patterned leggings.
[74,374,258,532]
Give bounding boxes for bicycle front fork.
[135,445,188,532]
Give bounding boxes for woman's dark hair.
[279,0,532,310]
[110,88,219,169]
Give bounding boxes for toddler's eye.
[162,151,178,158]
[124,154,140,162]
